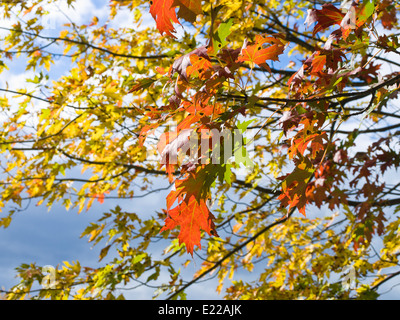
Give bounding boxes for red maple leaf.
[311,53,326,74]
[238,35,284,68]
[161,195,218,255]
[310,132,328,158]
[186,54,213,78]
[170,46,209,82]
[379,0,398,30]
[150,0,203,37]
[305,4,345,35]
[93,193,105,204]
[150,0,180,37]
[161,168,219,255]
[278,156,314,217]
[288,133,321,159]
[94,191,110,204]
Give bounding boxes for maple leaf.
[170,45,209,81]
[305,4,345,35]
[162,169,219,255]
[287,53,316,87]
[340,0,376,39]
[186,54,213,78]
[161,163,223,255]
[219,47,241,66]
[173,0,202,23]
[311,53,327,74]
[358,61,381,84]
[278,109,301,133]
[94,191,110,204]
[95,193,105,204]
[278,155,314,216]
[238,35,284,68]
[287,64,306,88]
[333,149,348,164]
[161,195,218,255]
[128,77,156,93]
[150,0,180,37]
[378,0,398,29]
[286,129,328,160]
[357,0,376,27]
[324,49,346,71]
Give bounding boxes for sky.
[0,0,400,300]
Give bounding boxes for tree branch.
[166,209,295,300]
[0,27,170,60]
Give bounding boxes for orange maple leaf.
[311,53,327,74]
[94,191,110,204]
[150,0,180,37]
[238,35,284,68]
[278,155,314,217]
[162,170,219,255]
[186,54,212,78]
[161,195,218,255]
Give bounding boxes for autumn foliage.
[1,0,400,300]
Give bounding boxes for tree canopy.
[1,0,400,300]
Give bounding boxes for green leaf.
[146,266,160,282]
[212,18,234,53]
[359,0,375,24]
[234,145,253,168]
[223,163,233,185]
[132,253,147,264]
[99,245,111,261]
[0,215,12,228]
[39,108,50,121]
[237,118,257,133]
[129,77,157,93]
